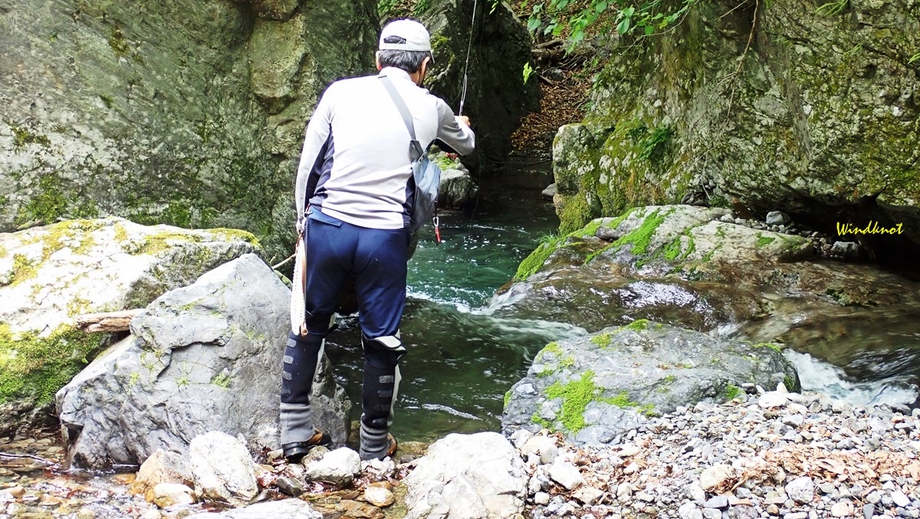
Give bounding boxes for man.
[281,19,476,462]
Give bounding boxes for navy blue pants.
[303,209,410,340]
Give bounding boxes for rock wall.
[412,0,541,170]
[551,0,920,264]
[0,0,378,262]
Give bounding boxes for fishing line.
[458,0,478,117]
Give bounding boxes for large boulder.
[550,0,920,263]
[0,0,378,261]
[0,217,260,435]
[55,253,350,469]
[502,321,800,446]
[403,432,528,519]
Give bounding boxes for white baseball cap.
[379,19,433,54]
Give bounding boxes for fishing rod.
[458,0,478,117]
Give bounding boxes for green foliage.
[815,0,848,16]
[523,62,535,84]
[910,53,920,65]
[526,0,698,50]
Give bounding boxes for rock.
[572,486,604,505]
[0,0,380,264]
[703,494,729,509]
[185,498,322,519]
[275,476,304,497]
[548,460,584,491]
[189,431,258,507]
[436,154,478,209]
[892,490,911,507]
[542,184,558,200]
[758,391,790,408]
[303,447,361,487]
[131,449,194,495]
[150,483,196,507]
[765,211,791,226]
[364,486,395,507]
[679,501,703,519]
[700,464,735,492]
[417,0,539,168]
[521,436,558,465]
[831,501,853,517]
[548,0,920,260]
[56,254,350,468]
[784,476,815,504]
[502,320,799,445]
[403,432,527,519]
[0,218,260,435]
[830,241,860,259]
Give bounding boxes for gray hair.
[378,36,431,73]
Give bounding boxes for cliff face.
[552,0,920,263]
[0,0,376,261]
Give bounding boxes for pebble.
[526,390,920,519]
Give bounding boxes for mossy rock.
[503,320,800,446]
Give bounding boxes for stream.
[3,161,919,518]
[324,160,920,444]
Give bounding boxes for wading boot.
[280,331,330,462]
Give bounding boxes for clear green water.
[324,166,587,443]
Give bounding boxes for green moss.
[544,371,600,434]
[109,26,130,57]
[212,373,231,388]
[140,231,205,255]
[756,233,776,247]
[620,319,650,332]
[724,383,743,400]
[0,324,103,406]
[590,333,612,348]
[212,228,261,248]
[18,174,68,224]
[753,342,783,353]
[611,208,665,256]
[600,392,656,416]
[11,125,51,148]
[503,390,511,409]
[113,222,129,243]
[514,234,566,281]
[10,254,38,286]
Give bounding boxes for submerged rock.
[0,217,260,435]
[502,320,799,446]
[55,254,350,469]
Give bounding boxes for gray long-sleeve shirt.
[294,67,476,230]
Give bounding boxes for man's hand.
[458,115,471,128]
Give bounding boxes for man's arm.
[294,89,335,230]
[435,99,475,156]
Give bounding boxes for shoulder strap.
[379,75,424,161]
